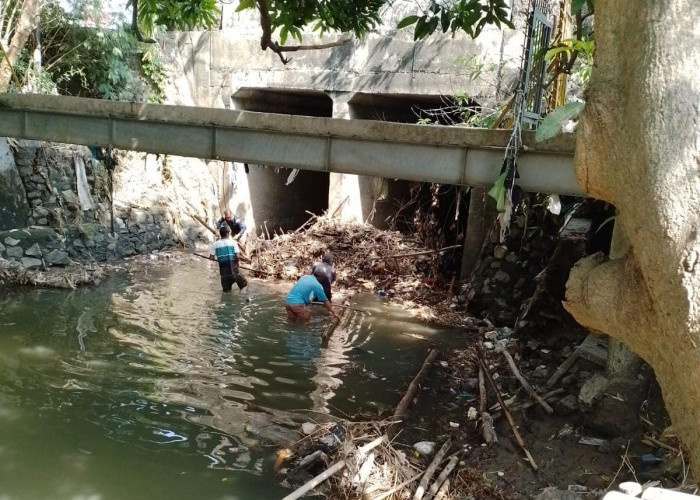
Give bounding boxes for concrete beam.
[0,93,584,195]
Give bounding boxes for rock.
[493,244,508,259]
[44,249,69,266]
[505,252,517,263]
[599,437,628,454]
[301,423,317,435]
[0,242,4,254]
[534,487,582,500]
[6,246,23,259]
[4,237,19,246]
[555,395,579,415]
[578,373,609,410]
[561,375,577,387]
[21,257,43,269]
[25,243,42,257]
[33,206,49,217]
[494,270,510,283]
[26,190,41,200]
[37,218,48,225]
[587,378,647,437]
[413,441,436,456]
[532,365,550,380]
[73,239,85,248]
[61,190,81,209]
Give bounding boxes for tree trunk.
[0,0,40,91]
[563,0,700,476]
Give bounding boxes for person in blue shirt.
[285,268,340,322]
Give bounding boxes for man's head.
[223,209,233,221]
[322,251,333,265]
[219,224,231,238]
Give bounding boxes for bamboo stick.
[424,456,458,500]
[394,349,439,419]
[479,365,498,444]
[191,252,272,275]
[412,439,451,500]
[497,345,554,414]
[478,353,538,471]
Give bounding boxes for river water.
[0,256,459,499]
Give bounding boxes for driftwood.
[394,349,439,419]
[424,455,458,500]
[497,345,554,414]
[479,366,498,444]
[412,439,451,500]
[478,353,538,471]
[384,244,462,259]
[282,436,385,500]
[492,388,565,418]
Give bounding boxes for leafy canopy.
[129,0,514,47]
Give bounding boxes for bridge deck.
[0,93,582,195]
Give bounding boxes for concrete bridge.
[0,93,581,196]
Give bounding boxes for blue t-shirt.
[286,275,327,305]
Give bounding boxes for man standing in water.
[285,268,340,322]
[209,224,248,293]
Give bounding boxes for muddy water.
[0,257,461,499]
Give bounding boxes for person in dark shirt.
[310,251,336,301]
[216,209,247,242]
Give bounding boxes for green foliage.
[397,0,514,41]
[535,101,584,142]
[39,3,168,102]
[129,0,221,37]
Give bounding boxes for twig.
[281,436,385,500]
[478,352,538,471]
[493,389,565,417]
[434,478,450,500]
[497,345,554,414]
[383,245,462,259]
[394,349,439,419]
[413,439,451,500]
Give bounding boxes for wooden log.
[412,439,451,500]
[497,345,554,414]
[424,455,458,500]
[394,349,439,419]
[478,353,538,471]
[281,436,384,500]
[494,389,565,417]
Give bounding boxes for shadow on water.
[0,257,465,499]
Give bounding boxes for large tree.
[563,0,700,476]
[0,0,40,90]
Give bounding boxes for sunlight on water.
[0,256,462,499]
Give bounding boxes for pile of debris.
[0,257,106,289]
[248,216,461,325]
[276,419,508,500]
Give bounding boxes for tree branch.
[131,0,157,44]
[254,0,350,64]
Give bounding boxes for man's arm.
[323,299,341,321]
